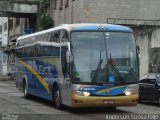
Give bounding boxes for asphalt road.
[0,80,160,120]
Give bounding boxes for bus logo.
[106,90,110,94]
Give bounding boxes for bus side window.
[28,46,34,57]
[61,30,69,43]
[35,45,41,57]
[16,48,22,58]
[22,47,28,57]
[44,33,51,42]
[36,34,44,42]
[50,31,60,42]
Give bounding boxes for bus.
[15,24,139,109]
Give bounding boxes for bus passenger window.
[16,49,22,58]
[35,45,41,57]
[50,31,60,42]
[44,33,51,41]
[22,48,28,57]
[62,31,69,43]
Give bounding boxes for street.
[0,81,160,120]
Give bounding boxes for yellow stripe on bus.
[97,86,123,94]
[19,60,50,93]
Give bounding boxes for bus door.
[61,46,71,105]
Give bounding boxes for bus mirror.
[66,51,72,63]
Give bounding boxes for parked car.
[139,73,160,105]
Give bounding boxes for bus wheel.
[23,81,30,98]
[54,89,63,109]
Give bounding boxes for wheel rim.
[24,84,27,96]
[24,87,27,96]
[55,90,60,107]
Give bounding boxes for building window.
[9,52,15,64]
[15,18,20,27]
[9,19,13,30]
[54,0,57,9]
[65,0,69,8]
[0,25,2,33]
[59,0,63,10]
[4,22,7,31]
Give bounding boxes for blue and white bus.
[15,24,139,109]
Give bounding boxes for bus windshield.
[71,32,139,84]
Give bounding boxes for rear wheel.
[23,81,30,98]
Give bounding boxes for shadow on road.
[138,101,159,108]
[67,107,131,114]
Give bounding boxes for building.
[49,0,160,76]
[0,17,36,75]
[0,0,38,76]
[1,0,160,76]
[50,0,160,26]
[0,17,8,75]
[8,17,37,73]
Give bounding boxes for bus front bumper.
[72,94,138,108]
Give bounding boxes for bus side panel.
[16,58,33,93]
[16,58,34,93]
[27,57,60,100]
[15,58,24,92]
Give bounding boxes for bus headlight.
[125,91,131,96]
[124,84,139,96]
[72,91,91,97]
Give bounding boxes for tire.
[23,81,30,98]
[54,89,63,109]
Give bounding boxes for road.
[0,80,160,120]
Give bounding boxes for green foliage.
[37,15,54,31]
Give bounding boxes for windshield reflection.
[71,32,139,84]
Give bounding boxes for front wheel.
[54,89,63,109]
[23,81,30,98]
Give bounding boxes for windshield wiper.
[97,51,103,70]
[109,53,125,84]
[91,51,103,82]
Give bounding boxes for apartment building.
[0,17,32,75]
[0,17,8,75]
[7,17,35,74]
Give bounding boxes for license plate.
[103,100,114,104]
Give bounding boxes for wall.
[137,33,149,77]
[0,17,8,75]
[137,28,160,77]
[52,0,160,26]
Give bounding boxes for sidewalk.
[0,75,12,81]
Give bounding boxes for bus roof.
[17,23,133,41]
